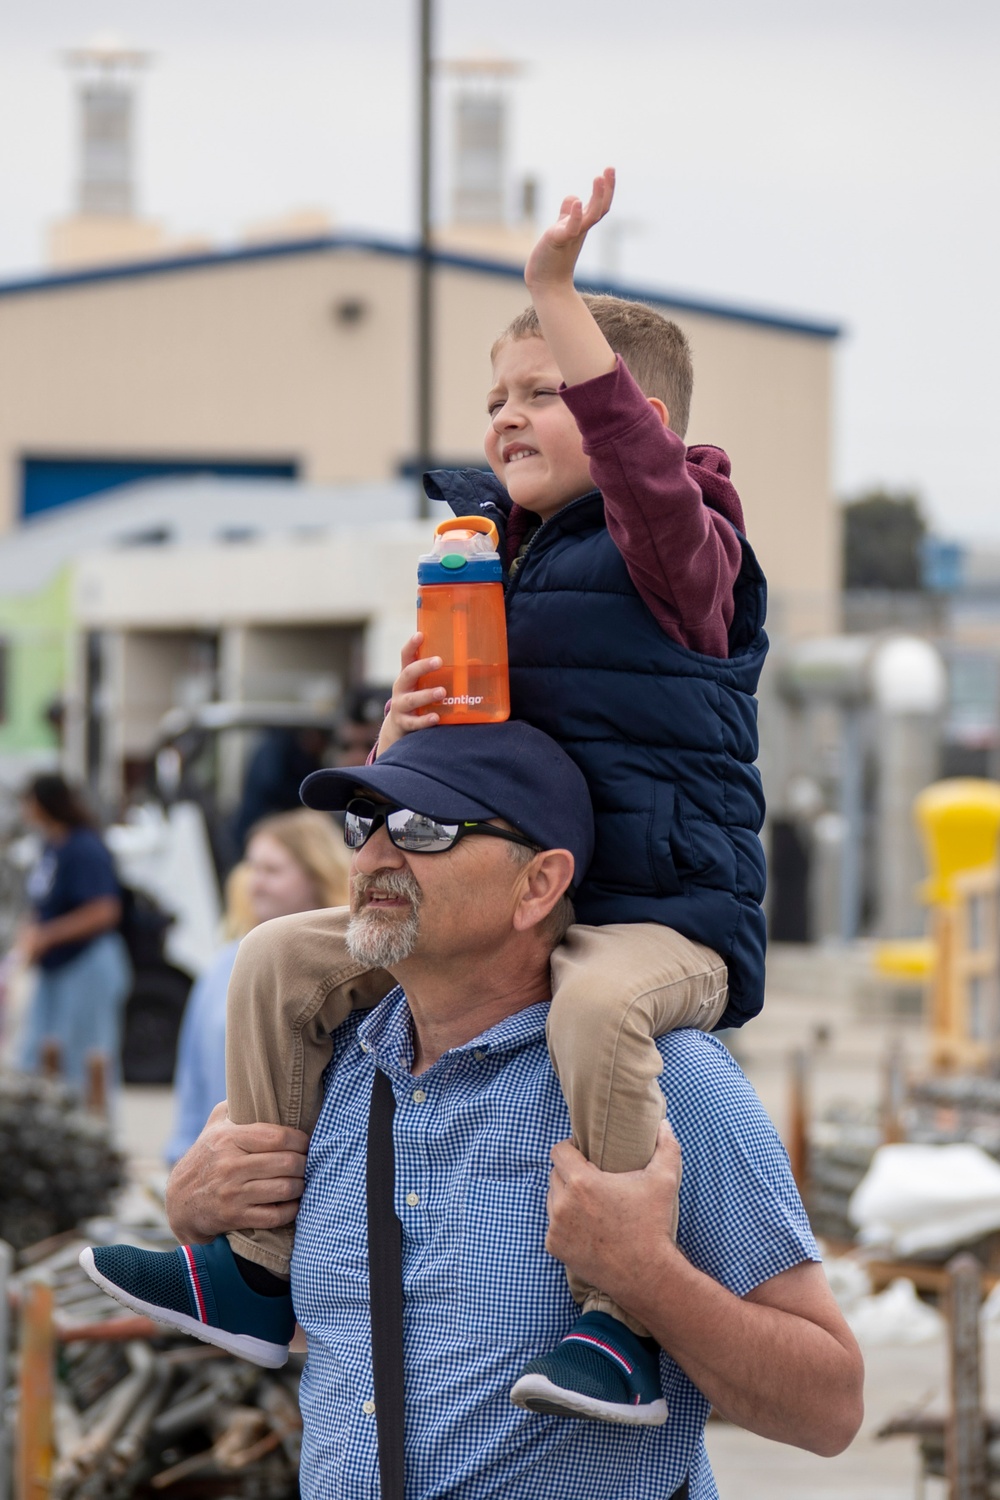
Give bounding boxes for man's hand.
[546,1118,680,1305]
[524,167,616,294]
[547,1118,863,1456]
[165,1102,309,1246]
[375,632,446,758]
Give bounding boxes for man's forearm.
[618,1247,863,1456]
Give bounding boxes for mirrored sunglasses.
[344,797,541,856]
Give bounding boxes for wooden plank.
[867,1260,999,1297]
[787,1049,809,1197]
[15,1279,54,1500]
[55,1315,160,1344]
[0,1240,13,1500]
[39,1040,61,1082]
[946,1252,986,1500]
[84,1051,109,1118]
[882,1042,906,1145]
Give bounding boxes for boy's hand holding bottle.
[377,517,510,756]
[376,633,446,757]
[377,167,620,763]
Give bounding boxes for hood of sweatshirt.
[423,443,747,566]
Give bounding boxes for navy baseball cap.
[300,721,594,883]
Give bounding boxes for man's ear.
[512,849,575,934]
[646,396,670,429]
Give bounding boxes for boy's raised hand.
[375,632,446,757]
[524,167,615,293]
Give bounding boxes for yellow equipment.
[874,779,1000,1071]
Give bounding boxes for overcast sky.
[1,0,998,541]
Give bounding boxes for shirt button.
[405,1191,420,1207]
[362,1399,376,1415]
[474,1049,486,1061]
[412,1088,427,1104]
[359,1041,370,1054]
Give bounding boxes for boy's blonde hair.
[493,295,694,440]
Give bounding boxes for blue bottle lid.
[417,554,502,584]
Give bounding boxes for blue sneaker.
[79,1236,294,1368]
[510,1311,668,1426]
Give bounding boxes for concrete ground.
[118,1081,177,1176]
[117,943,946,1498]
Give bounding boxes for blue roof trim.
[0,233,841,340]
[430,248,841,339]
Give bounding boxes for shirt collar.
[356,986,550,1080]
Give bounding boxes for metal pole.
[880,1039,906,1145]
[415,0,434,520]
[946,1252,986,1500]
[839,706,865,941]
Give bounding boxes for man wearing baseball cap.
[86,722,861,1497]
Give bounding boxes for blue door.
[21,456,298,518]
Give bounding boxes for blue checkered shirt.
[292,990,818,1499]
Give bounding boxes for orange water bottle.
[416,515,510,724]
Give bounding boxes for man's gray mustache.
[351,870,423,906]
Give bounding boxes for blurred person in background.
[165,809,351,1164]
[15,773,131,1098]
[231,728,331,849]
[333,684,391,767]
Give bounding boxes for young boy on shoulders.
[81,170,769,1430]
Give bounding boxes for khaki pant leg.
[548,922,728,1333]
[224,905,394,1276]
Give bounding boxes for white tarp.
[823,1254,873,1317]
[106,801,221,977]
[847,1277,945,1346]
[849,1142,1000,1257]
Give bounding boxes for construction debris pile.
[879,1411,1000,1495]
[806,1107,879,1244]
[9,1221,303,1498]
[807,1076,1000,1492]
[908,1074,1000,1156]
[808,1076,1000,1252]
[0,1070,124,1248]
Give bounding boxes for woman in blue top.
[16,774,131,1098]
[165,809,352,1164]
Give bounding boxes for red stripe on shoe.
[181,1245,208,1323]
[563,1333,634,1377]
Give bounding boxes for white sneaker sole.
[510,1372,669,1426]
[78,1248,290,1369]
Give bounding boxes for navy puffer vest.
[424,470,768,1028]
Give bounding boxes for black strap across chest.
[367,1064,689,1500]
[367,1066,405,1499]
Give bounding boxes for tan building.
[0,232,840,642]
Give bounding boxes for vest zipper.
[503,490,601,603]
